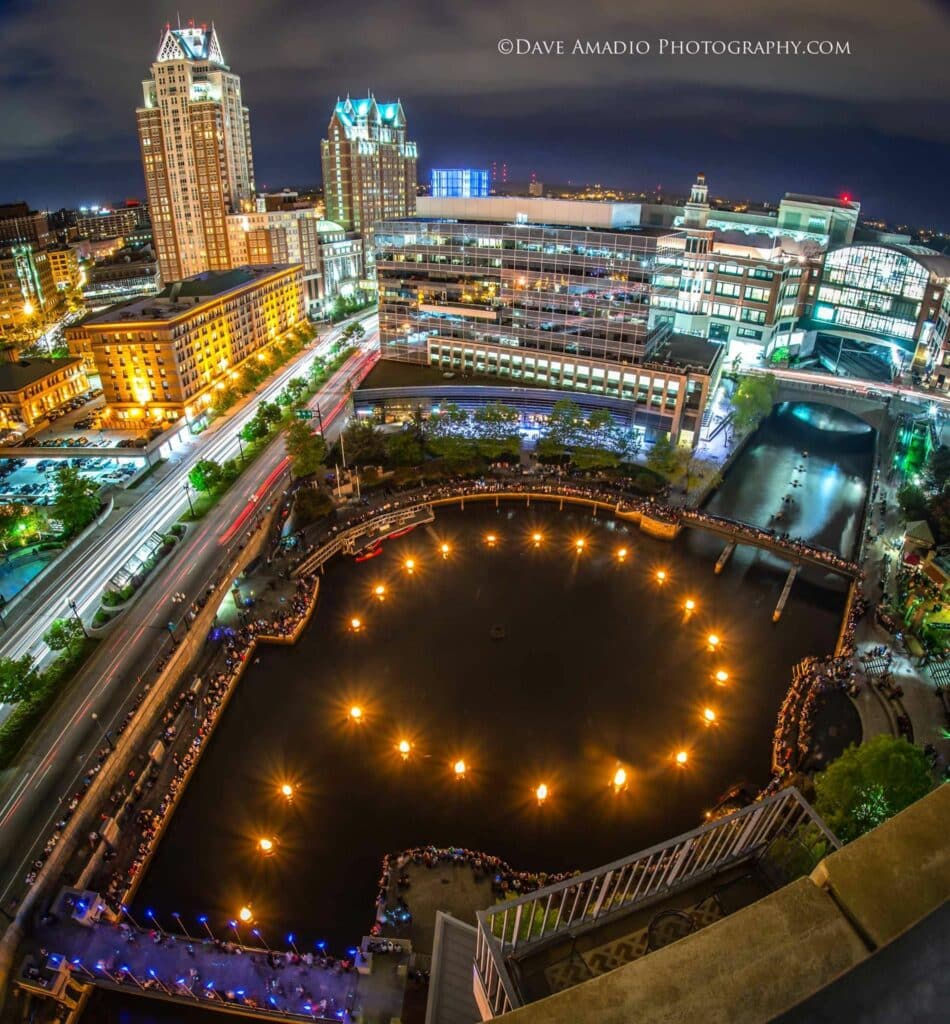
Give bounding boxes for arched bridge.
[293,483,861,582]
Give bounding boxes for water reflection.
[704,402,874,558]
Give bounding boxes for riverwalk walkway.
[21,890,407,1021]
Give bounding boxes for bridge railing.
[473,787,839,1016]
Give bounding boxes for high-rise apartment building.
[76,207,140,242]
[0,203,52,249]
[136,22,255,284]
[321,96,417,234]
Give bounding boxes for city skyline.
[0,0,948,230]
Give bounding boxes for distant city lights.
[453,758,467,778]
[535,782,549,804]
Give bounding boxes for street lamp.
[90,712,113,750]
[66,597,89,638]
[183,480,195,517]
[237,434,246,463]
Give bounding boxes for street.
[0,321,377,914]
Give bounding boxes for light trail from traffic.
[0,316,378,663]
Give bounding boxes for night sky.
[1,0,948,230]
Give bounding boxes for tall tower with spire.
[136,21,256,282]
[321,95,417,235]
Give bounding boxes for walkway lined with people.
[295,471,862,581]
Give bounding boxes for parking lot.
[1,387,159,452]
[0,454,146,506]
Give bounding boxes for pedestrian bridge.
[18,888,408,1021]
[294,483,862,582]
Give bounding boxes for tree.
[731,374,778,432]
[293,487,334,526]
[240,415,269,443]
[285,420,328,479]
[258,401,283,427]
[52,464,100,536]
[929,445,950,489]
[814,734,932,843]
[426,404,478,463]
[646,434,681,477]
[189,459,222,494]
[43,617,85,654]
[0,654,40,704]
[341,321,366,344]
[472,403,521,460]
[385,429,424,467]
[925,487,950,544]
[341,421,387,466]
[896,484,929,522]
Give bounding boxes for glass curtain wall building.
[430,169,490,199]
[373,215,721,442]
[807,244,949,380]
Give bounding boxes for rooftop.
[77,265,300,325]
[783,193,860,211]
[647,333,724,373]
[0,357,82,393]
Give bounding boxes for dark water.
[705,401,874,558]
[90,402,873,1023]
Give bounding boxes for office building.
[801,244,950,382]
[75,207,140,242]
[226,209,363,314]
[84,248,160,301]
[0,203,52,249]
[0,246,60,341]
[431,169,489,199]
[136,22,256,284]
[321,95,417,234]
[45,245,83,293]
[0,357,88,430]
[371,198,723,444]
[66,265,304,426]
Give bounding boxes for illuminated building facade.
[0,357,88,430]
[0,246,60,341]
[650,176,847,360]
[76,207,140,242]
[321,96,417,234]
[374,200,722,443]
[84,248,160,301]
[66,264,303,425]
[136,22,256,283]
[0,203,52,249]
[431,169,490,199]
[46,245,83,292]
[803,244,950,383]
[226,209,363,314]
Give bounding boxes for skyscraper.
[136,21,256,283]
[321,96,417,235]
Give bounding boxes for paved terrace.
[21,891,407,1021]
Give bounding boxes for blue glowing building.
[430,168,490,199]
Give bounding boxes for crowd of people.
[90,575,318,916]
[372,845,578,934]
[292,470,862,581]
[764,591,868,794]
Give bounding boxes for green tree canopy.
[896,484,929,522]
[0,654,40,704]
[814,734,932,843]
[472,403,521,459]
[52,464,100,536]
[341,421,387,466]
[285,420,328,479]
[426,403,478,463]
[384,429,424,467]
[646,434,683,477]
[732,374,778,432]
[188,459,222,494]
[44,617,85,653]
[929,445,950,489]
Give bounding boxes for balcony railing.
[473,787,838,1018]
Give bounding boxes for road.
[0,322,378,912]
